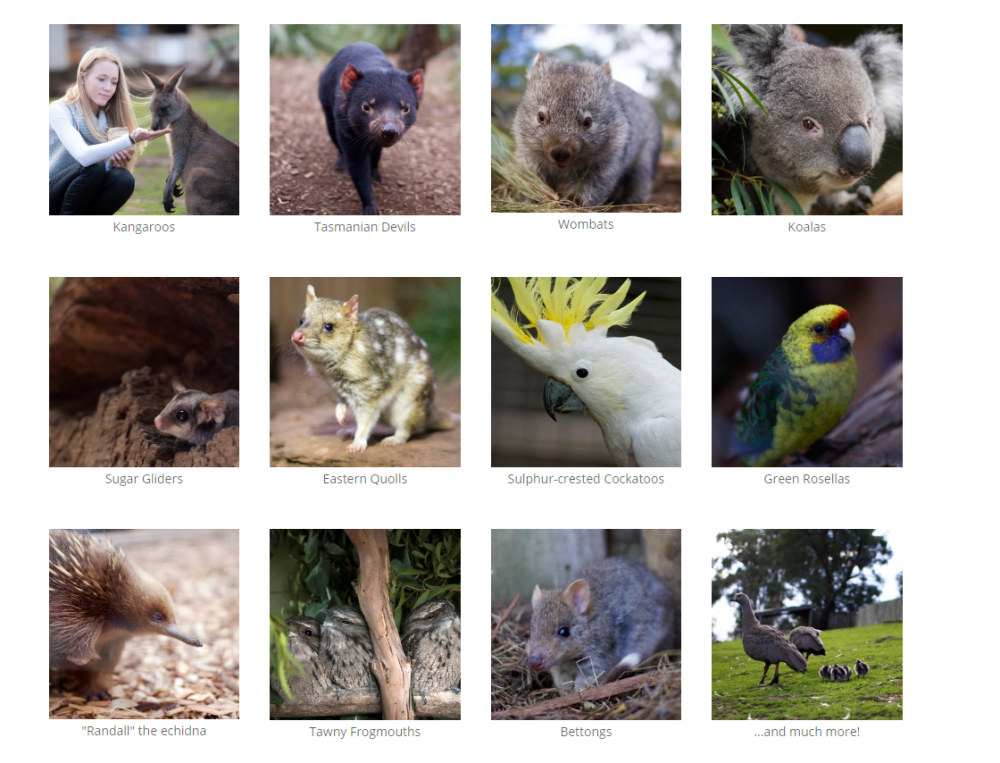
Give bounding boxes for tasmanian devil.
[319,42,424,215]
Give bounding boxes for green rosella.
[733,305,857,467]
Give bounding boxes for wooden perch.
[806,361,903,467]
[345,529,414,720]
[270,689,459,719]
[492,673,660,720]
[869,172,902,216]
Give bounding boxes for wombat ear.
[172,379,187,393]
[409,69,424,100]
[532,585,542,608]
[601,62,613,77]
[341,65,362,96]
[200,397,227,425]
[306,284,317,306]
[564,579,592,615]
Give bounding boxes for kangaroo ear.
[165,66,187,92]
[408,69,424,100]
[143,69,165,89]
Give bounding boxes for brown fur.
[143,66,239,215]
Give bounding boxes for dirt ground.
[270,56,461,216]
[270,361,461,467]
[50,529,240,720]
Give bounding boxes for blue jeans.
[50,162,135,215]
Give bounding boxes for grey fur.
[513,53,661,207]
[143,67,240,215]
[401,599,461,700]
[271,616,328,703]
[154,380,239,445]
[715,25,902,214]
[527,557,672,692]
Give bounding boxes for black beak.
[543,377,586,421]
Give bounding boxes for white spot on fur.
[355,341,366,355]
[419,338,427,347]
[419,350,428,361]
[394,347,406,365]
[413,374,427,385]
[378,328,385,336]
[373,341,382,352]
[371,375,380,387]
[375,318,385,327]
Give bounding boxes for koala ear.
[853,32,903,134]
[715,25,794,115]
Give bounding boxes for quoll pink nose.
[292,331,305,344]
[528,655,545,672]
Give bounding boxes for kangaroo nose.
[838,124,873,177]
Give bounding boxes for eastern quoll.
[291,285,457,452]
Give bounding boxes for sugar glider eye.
[557,627,570,638]
[175,410,189,422]
[573,361,593,380]
[324,323,334,332]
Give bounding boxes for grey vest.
[49,102,108,178]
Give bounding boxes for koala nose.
[838,125,873,177]
[549,146,573,164]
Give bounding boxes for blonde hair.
[62,47,147,170]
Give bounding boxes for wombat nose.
[292,331,305,344]
[838,125,873,177]
[549,146,572,164]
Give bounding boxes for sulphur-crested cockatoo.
[492,277,681,466]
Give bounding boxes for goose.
[731,593,807,685]
[819,664,833,680]
[835,664,852,682]
[855,659,870,677]
[789,626,826,662]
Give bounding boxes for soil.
[270,361,461,467]
[269,56,461,216]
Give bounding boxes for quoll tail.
[427,405,460,431]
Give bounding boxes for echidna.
[49,530,203,699]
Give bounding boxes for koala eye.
[557,627,570,638]
[324,323,334,332]
[573,361,593,380]
[581,116,593,129]
[175,410,189,422]
[802,118,819,132]
[813,324,826,335]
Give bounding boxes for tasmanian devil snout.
[319,42,423,215]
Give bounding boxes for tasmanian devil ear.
[408,69,424,100]
[165,66,186,93]
[341,64,362,95]
[142,69,165,90]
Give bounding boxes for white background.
[29,2,992,760]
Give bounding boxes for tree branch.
[270,689,458,719]
[344,529,414,720]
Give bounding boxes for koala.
[714,25,902,215]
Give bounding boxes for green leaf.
[304,532,318,563]
[711,24,741,62]
[736,180,756,215]
[730,176,745,216]
[712,140,730,162]
[324,542,346,555]
[769,181,804,215]
[305,561,329,599]
[414,590,431,608]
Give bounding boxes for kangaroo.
[143,67,240,215]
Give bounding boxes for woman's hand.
[109,149,134,169]
[130,127,172,143]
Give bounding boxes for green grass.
[50,91,239,215]
[712,622,902,720]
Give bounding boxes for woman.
[49,47,171,215]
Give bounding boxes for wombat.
[527,557,672,692]
[513,53,662,207]
[319,42,424,215]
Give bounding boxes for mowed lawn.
[712,622,902,721]
[49,91,239,216]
